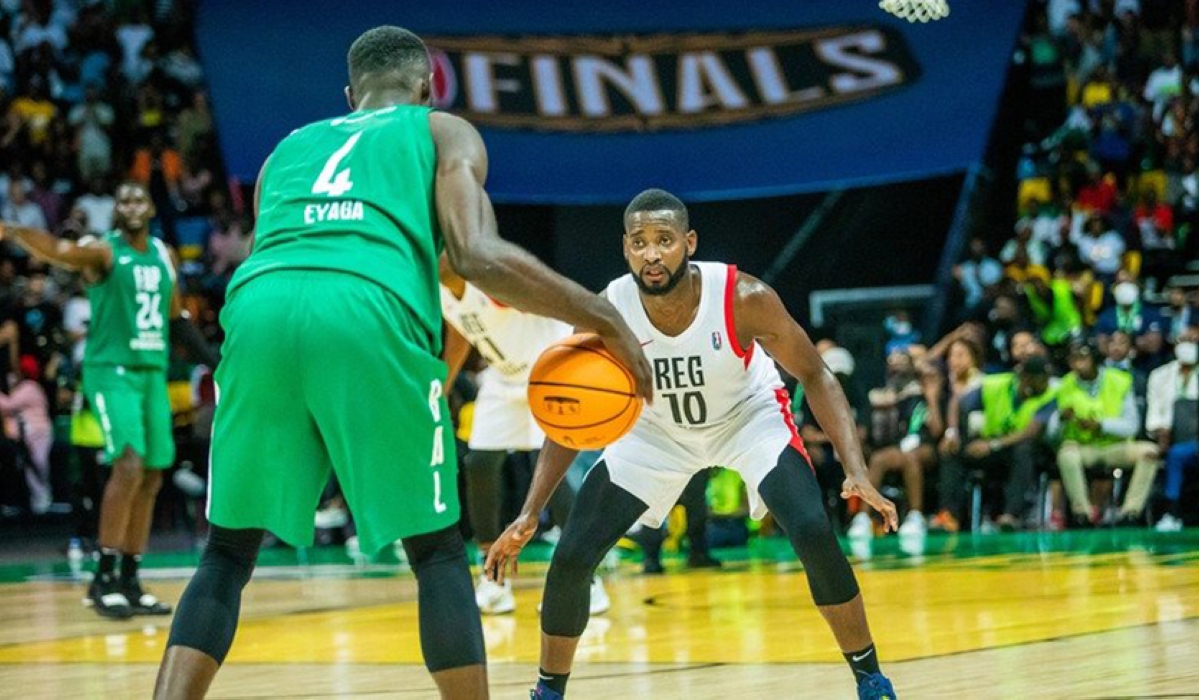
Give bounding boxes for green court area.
[2,530,1196,585]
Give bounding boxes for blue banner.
[197,0,1026,204]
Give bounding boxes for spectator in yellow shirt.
[7,78,56,148]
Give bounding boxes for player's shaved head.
[347,26,431,95]
[625,188,689,231]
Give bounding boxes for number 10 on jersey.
[664,390,707,426]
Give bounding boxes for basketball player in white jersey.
[440,257,610,616]
[487,190,900,700]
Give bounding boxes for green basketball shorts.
[82,364,175,469]
[207,270,458,556]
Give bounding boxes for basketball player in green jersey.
[1,182,218,620]
[152,26,651,700]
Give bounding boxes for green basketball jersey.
[85,232,175,369]
[231,105,444,353]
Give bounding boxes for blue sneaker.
[857,673,897,700]
[530,683,564,700]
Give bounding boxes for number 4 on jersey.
[312,132,362,197]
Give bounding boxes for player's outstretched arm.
[0,222,112,274]
[485,439,580,583]
[428,112,652,402]
[733,272,899,532]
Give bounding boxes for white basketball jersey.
[604,262,786,433]
[440,283,572,385]
[601,262,809,528]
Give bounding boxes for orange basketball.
[528,333,642,450]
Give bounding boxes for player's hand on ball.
[842,476,899,532]
[596,321,654,404]
[485,513,539,584]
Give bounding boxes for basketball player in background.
[488,189,899,700]
[440,257,610,616]
[152,26,651,700]
[1,182,218,620]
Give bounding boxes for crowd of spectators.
[838,0,1199,538]
[0,0,237,524]
[2,1,1197,561]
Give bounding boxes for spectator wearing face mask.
[1148,329,1199,532]
[883,311,921,356]
[1095,277,1166,370]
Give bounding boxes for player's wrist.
[843,463,869,481]
[515,509,540,528]
[589,304,621,335]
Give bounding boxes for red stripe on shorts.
[774,387,813,470]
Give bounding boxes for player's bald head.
[624,188,689,231]
[347,26,431,95]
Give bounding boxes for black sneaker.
[85,573,133,619]
[122,578,173,615]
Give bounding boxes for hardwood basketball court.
[0,531,1197,699]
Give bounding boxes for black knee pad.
[167,527,263,664]
[759,448,861,607]
[401,526,486,671]
[540,462,648,638]
[541,537,602,638]
[402,523,468,571]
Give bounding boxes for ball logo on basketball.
[528,333,643,449]
[543,396,581,416]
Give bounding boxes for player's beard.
[633,255,691,296]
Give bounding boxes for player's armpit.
[730,272,823,384]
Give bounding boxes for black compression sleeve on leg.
[464,449,506,544]
[546,462,576,530]
[757,447,861,606]
[166,526,264,664]
[681,470,712,557]
[401,525,486,672]
[541,462,646,637]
